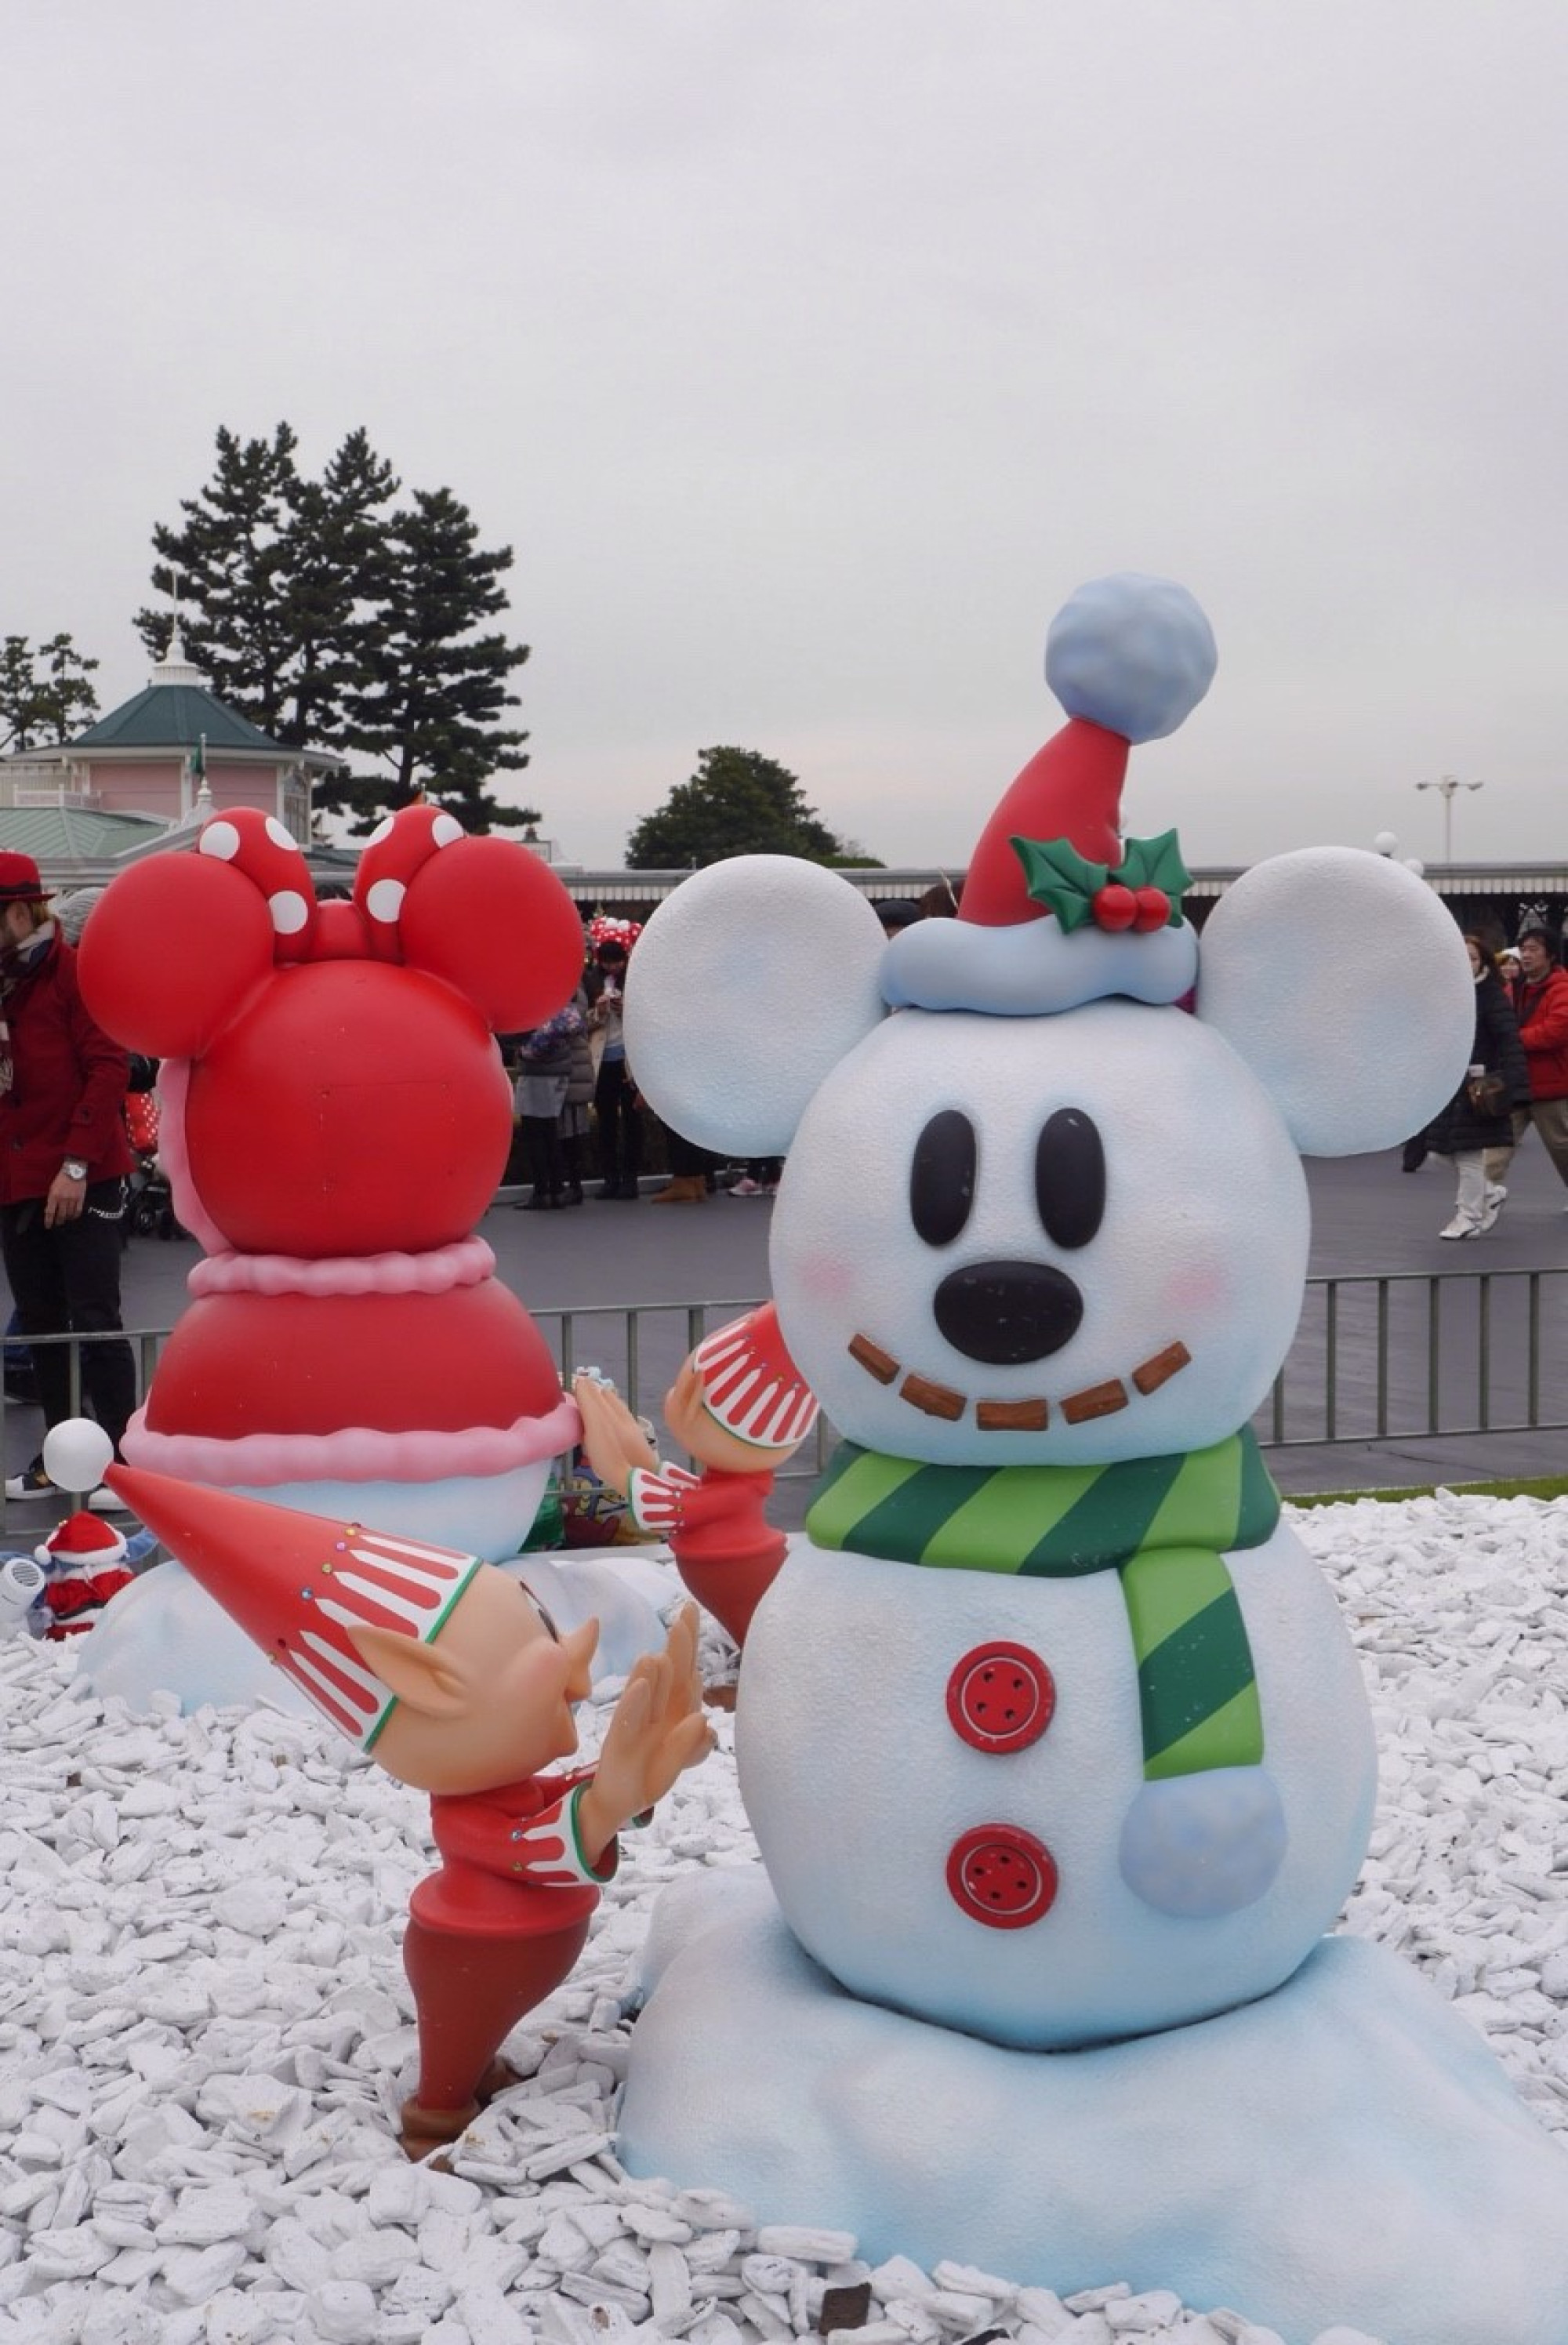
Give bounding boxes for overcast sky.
[4,2,1564,872]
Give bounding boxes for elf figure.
[574,1302,819,1648]
[100,1457,712,2151]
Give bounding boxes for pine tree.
[136,424,300,731]
[281,428,400,753]
[139,430,538,835]
[626,746,854,868]
[336,486,536,835]
[34,633,100,741]
[0,633,100,749]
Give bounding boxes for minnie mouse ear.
[354,806,584,1030]
[78,854,277,1056]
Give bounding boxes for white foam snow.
[0,1492,1563,2343]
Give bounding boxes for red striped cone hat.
[693,1302,818,1452]
[103,1462,484,1752]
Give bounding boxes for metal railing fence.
[2,1267,1563,1530]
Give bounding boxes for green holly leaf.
[1011,835,1110,934]
[1115,829,1191,925]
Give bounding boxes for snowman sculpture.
[614,578,1568,2342]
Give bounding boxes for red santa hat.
[692,1302,818,1452]
[37,1512,129,1571]
[103,1463,485,1752]
[882,575,1217,1018]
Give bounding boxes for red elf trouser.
[401,1913,591,2116]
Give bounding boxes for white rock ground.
[1,1491,1565,2345]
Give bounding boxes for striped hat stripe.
[328,1568,443,1632]
[356,1531,474,1570]
[693,1326,748,1375]
[279,1658,364,1741]
[706,1362,763,1414]
[299,1626,387,1710]
[345,1545,459,1600]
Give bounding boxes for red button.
[946,1641,1055,1754]
[946,1824,1058,1929]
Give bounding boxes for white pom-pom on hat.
[1046,573,1218,744]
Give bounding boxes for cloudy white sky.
[4,2,1564,870]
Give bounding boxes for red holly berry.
[1092,884,1138,931]
[1132,887,1171,932]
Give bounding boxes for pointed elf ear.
[343,1622,474,1719]
[624,856,887,1155]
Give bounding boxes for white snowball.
[42,1415,114,1493]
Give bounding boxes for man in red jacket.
[1490,923,1568,1206]
[0,855,136,1506]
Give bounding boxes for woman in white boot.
[1428,935,1528,1239]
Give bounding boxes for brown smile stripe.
[1132,1340,1192,1395]
[848,1332,898,1385]
[976,1397,1050,1432]
[848,1327,1192,1429]
[900,1373,966,1421]
[1060,1378,1129,1425]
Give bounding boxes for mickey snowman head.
[627,574,1471,1461]
[624,576,1475,2049]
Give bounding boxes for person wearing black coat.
[1428,936,1530,1239]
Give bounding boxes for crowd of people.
[0,840,1563,1514]
[503,886,960,1210]
[1413,915,1568,1238]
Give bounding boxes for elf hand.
[577,1604,711,1859]
[572,1373,659,1494]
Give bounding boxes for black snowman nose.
[932,1259,1084,1366]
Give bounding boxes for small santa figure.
[35,1512,142,1639]
[574,1301,819,1647]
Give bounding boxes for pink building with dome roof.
[0,640,343,846]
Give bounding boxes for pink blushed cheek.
[1163,1263,1230,1322]
[797,1251,855,1306]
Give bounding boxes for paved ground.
[4,1143,1566,1537]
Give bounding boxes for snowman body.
[621,567,1472,2049]
[608,583,1568,2336]
[739,1004,1375,2041]
[741,1524,1372,2046]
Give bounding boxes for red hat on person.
[0,852,53,906]
[692,1302,818,1451]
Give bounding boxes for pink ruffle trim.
[155,1059,231,1256]
[122,1393,582,1488]
[188,1236,497,1300]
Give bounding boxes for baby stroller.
[124,1083,182,1241]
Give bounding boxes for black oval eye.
[1035,1109,1105,1249]
[910,1109,977,1247]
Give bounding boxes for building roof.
[72,681,289,757]
[0,805,168,861]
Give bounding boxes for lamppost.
[1414,775,1484,866]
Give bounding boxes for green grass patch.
[1289,1473,1568,1508]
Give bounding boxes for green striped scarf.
[808,1432,1280,1783]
